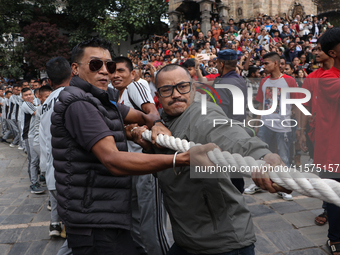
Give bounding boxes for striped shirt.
[119,79,154,153]
[21,101,36,139]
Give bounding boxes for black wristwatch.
[153,119,167,127]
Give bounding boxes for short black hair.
[112,56,133,72]
[20,80,28,85]
[319,27,340,57]
[71,37,112,63]
[263,52,280,63]
[286,62,294,70]
[21,88,31,94]
[34,88,40,95]
[182,59,195,68]
[13,84,21,89]
[46,57,72,86]
[155,64,191,87]
[34,80,41,85]
[41,78,49,84]
[5,91,12,95]
[248,66,259,77]
[39,85,53,95]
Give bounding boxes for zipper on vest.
[83,170,96,208]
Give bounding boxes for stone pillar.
[218,6,230,28]
[198,0,214,35]
[168,11,180,42]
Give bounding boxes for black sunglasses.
[81,59,116,74]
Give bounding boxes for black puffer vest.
[51,76,131,230]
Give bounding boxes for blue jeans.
[166,243,255,255]
[258,125,291,166]
[327,178,340,242]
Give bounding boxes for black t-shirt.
[64,100,130,152]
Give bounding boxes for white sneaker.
[244,184,262,195]
[18,146,23,150]
[307,158,314,165]
[277,192,293,201]
[9,143,17,148]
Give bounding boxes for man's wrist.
[153,119,167,127]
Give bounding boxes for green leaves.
[94,0,168,44]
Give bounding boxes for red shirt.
[314,67,340,172]
[205,73,219,80]
[301,68,327,142]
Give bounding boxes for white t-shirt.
[39,87,65,190]
[256,74,300,132]
[119,80,154,153]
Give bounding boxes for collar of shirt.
[221,70,240,78]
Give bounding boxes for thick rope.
[142,130,340,207]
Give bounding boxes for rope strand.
[142,130,340,207]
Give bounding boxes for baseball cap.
[214,49,237,61]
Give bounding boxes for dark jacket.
[284,48,299,63]
[51,76,131,229]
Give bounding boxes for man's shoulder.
[306,68,325,78]
[320,67,340,78]
[281,74,298,87]
[44,87,65,105]
[58,85,90,104]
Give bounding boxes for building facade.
[168,0,317,39]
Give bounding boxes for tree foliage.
[22,22,70,70]
[0,0,168,77]
[95,0,168,44]
[313,0,340,13]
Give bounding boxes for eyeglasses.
[80,59,116,74]
[157,82,192,98]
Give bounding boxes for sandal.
[327,240,340,254]
[314,211,328,226]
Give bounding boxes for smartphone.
[197,53,211,61]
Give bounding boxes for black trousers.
[68,228,140,255]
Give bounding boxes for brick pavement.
[0,140,334,255]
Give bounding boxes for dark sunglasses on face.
[80,59,116,73]
[157,81,192,98]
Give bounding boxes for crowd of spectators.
[128,13,333,83]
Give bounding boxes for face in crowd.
[284,64,293,76]
[111,62,135,91]
[22,90,34,103]
[72,47,114,90]
[263,57,279,74]
[22,81,30,89]
[279,58,286,73]
[156,67,194,117]
[39,90,52,104]
[13,86,22,95]
[144,73,151,83]
[315,43,330,63]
